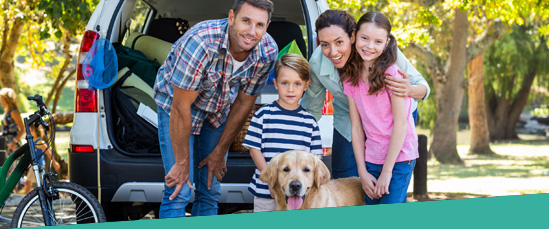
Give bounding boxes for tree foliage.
[484,24,549,140]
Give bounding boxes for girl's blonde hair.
[0,88,19,110]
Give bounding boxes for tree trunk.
[488,70,537,141]
[429,8,468,165]
[0,18,24,90]
[53,112,74,125]
[467,53,495,155]
[487,36,545,141]
[46,27,72,107]
[52,69,76,113]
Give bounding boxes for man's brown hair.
[233,0,274,19]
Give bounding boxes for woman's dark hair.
[315,10,356,37]
[340,11,398,95]
[316,10,362,78]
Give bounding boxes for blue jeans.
[412,109,418,126]
[331,129,358,179]
[158,106,226,218]
[364,160,416,205]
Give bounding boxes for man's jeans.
[157,106,227,218]
[364,160,416,204]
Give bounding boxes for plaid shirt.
[154,19,278,134]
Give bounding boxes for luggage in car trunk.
[112,70,160,155]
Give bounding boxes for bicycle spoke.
[27,205,44,224]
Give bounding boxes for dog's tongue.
[287,196,303,210]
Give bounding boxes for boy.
[242,53,323,212]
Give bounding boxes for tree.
[414,8,468,164]
[398,2,502,164]
[467,52,494,155]
[485,25,549,140]
[0,0,39,91]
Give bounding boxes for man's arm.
[166,86,198,200]
[198,89,257,190]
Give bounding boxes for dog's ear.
[260,153,280,187]
[313,155,330,189]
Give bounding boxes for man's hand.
[385,70,412,97]
[198,148,227,190]
[165,161,194,200]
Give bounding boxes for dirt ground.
[407,192,490,202]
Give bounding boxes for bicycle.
[0,94,106,227]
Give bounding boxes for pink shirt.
[343,65,418,164]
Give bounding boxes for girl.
[342,12,418,204]
[300,10,429,179]
[1,88,26,192]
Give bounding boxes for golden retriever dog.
[260,150,365,210]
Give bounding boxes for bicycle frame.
[0,144,32,205]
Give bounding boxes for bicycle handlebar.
[26,94,51,132]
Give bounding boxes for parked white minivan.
[70,0,332,221]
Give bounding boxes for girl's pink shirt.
[343,64,418,164]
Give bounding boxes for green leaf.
[54,30,63,39]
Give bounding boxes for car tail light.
[322,148,332,157]
[75,30,100,113]
[322,91,334,115]
[71,145,95,153]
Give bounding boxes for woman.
[300,10,430,179]
[1,88,25,154]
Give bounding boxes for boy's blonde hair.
[274,53,310,82]
[0,88,19,109]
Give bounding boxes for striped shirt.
[242,101,323,198]
[154,19,278,134]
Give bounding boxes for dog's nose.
[289,181,302,194]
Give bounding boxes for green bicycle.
[0,94,106,227]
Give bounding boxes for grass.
[408,128,549,201]
[55,130,70,159]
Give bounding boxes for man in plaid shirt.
[154,0,277,218]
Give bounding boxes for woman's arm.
[348,97,379,200]
[375,94,408,197]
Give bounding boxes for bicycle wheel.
[11,181,106,227]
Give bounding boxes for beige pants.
[253,196,277,212]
